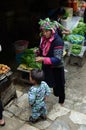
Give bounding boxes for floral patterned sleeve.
[28,87,36,105]
[43,43,63,65]
[42,81,51,96]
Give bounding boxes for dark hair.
[50,7,66,20]
[30,68,44,84]
[56,7,66,16]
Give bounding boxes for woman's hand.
[62,29,70,35]
[36,56,44,62]
[33,48,40,56]
[33,48,39,53]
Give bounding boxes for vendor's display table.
[17,66,30,84]
[69,46,86,67]
[0,71,17,106]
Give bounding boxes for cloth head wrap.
[38,18,57,33]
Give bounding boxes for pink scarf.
[40,35,54,56]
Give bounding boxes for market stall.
[0,64,17,106]
[16,47,67,83]
[15,14,86,83]
[16,48,42,83]
[63,16,86,66]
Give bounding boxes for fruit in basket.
[0,64,10,74]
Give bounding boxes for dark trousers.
[43,65,65,104]
[0,100,3,119]
[53,67,65,103]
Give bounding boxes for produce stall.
[69,45,86,66]
[16,47,67,83]
[16,16,86,84]
[0,64,17,106]
[63,17,86,66]
[16,48,42,83]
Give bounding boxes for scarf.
[40,35,54,56]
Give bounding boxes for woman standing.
[35,18,65,105]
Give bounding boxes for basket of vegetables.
[72,21,86,36]
[67,34,85,44]
[71,44,82,55]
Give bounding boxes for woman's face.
[42,29,52,39]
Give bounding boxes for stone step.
[0,117,24,130]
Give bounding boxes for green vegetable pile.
[71,44,82,55]
[21,48,42,69]
[63,34,84,44]
[72,21,86,36]
[69,34,84,44]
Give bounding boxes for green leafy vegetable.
[71,44,82,54]
[72,21,86,36]
[21,48,42,69]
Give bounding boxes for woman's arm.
[36,44,63,65]
[55,21,70,35]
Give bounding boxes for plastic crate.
[14,40,29,54]
[16,52,24,65]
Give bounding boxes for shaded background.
[0,0,67,65]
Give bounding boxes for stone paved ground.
[1,59,86,130]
